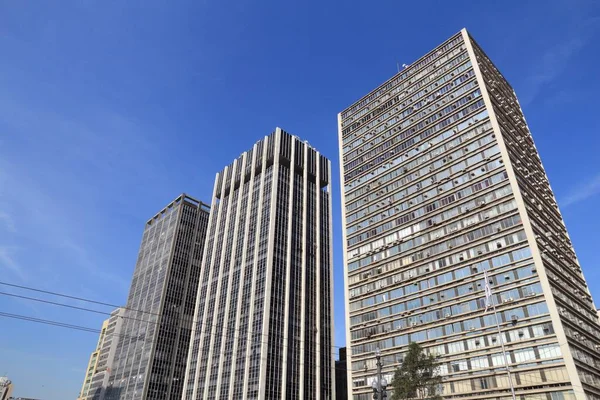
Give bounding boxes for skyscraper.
[338,29,600,400]
[0,377,13,400]
[106,194,210,400]
[183,128,334,399]
[78,315,111,400]
[87,308,126,400]
[335,348,348,400]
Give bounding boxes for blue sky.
[0,0,599,398]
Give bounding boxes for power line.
[0,307,581,377]
[0,309,343,368]
[0,280,345,349]
[0,281,123,310]
[0,278,346,356]
[0,290,116,317]
[2,307,597,399]
[6,280,595,395]
[0,311,99,334]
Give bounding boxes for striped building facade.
[183,128,334,400]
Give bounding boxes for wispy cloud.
[561,173,600,208]
[521,16,599,106]
[0,94,159,299]
[0,246,26,281]
[60,240,129,290]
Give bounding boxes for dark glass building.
[336,347,348,400]
[339,29,600,400]
[105,194,210,400]
[182,128,334,399]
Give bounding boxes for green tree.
[390,342,442,400]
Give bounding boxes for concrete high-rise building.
[338,29,600,400]
[183,128,334,399]
[0,377,13,400]
[106,194,210,400]
[85,308,126,400]
[78,317,111,400]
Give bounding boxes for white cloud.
[0,92,161,297]
[561,173,600,208]
[60,240,129,290]
[0,246,25,281]
[520,15,599,106]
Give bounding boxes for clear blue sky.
[1,1,599,398]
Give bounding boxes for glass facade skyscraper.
[338,29,600,400]
[106,194,210,400]
[183,128,334,400]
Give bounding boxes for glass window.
[407,298,421,310]
[450,360,468,372]
[448,341,464,354]
[428,326,444,340]
[411,330,426,342]
[539,344,561,359]
[471,356,489,369]
[392,303,406,314]
[527,302,549,317]
[514,348,536,363]
[491,354,506,366]
[519,370,542,385]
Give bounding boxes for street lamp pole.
[484,270,517,400]
[376,347,383,398]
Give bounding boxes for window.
[550,391,576,400]
[450,360,468,372]
[492,354,507,366]
[471,356,489,369]
[539,344,561,359]
[411,330,426,342]
[474,377,490,390]
[448,341,464,354]
[519,370,542,385]
[395,334,408,346]
[514,348,536,363]
[452,379,471,393]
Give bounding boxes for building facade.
[335,348,348,400]
[106,194,210,400]
[78,317,110,400]
[182,128,334,399]
[85,308,126,400]
[0,377,13,400]
[338,29,600,400]
[10,398,42,400]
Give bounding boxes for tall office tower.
[338,29,600,400]
[78,316,111,400]
[183,128,334,400]
[106,194,210,400]
[86,308,126,400]
[335,348,348,400]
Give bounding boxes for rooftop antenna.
[396,62,400,73]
